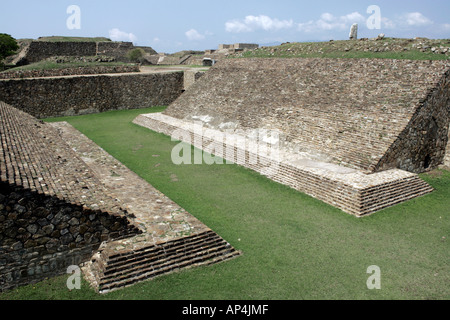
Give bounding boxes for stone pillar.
[349,24,358,40]
[444,125,450,167]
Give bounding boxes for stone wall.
[183,70,206,90]
[24,41,97,64]
[0,101,141,291]
[0,72,184,118]
[0,65,140,80]
[0,182,140,292]
[375,69,450,172]
[16,41,158,65]
[164,58,450,174]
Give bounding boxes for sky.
[1,0,449,53]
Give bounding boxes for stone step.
[103,230,218,265]
[98,250,240,294]
[83,230,240,293]
[101,232,229,276]
[359,178,433,215]
[97,241,239,293]
[100,241,237,286]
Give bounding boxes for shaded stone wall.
[24,41,97,64]
[0,72,184,118]
[0,182,140,292]
[375,70,450,173]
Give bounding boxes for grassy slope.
[1,107,448,300]
[37,36,111,42]
[237,38,450,60]
[0,60,134,73]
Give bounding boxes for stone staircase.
[83,230,240,294]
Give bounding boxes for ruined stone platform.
[131,57,449,216]
[133,112,434,217]
[51,122,240,293]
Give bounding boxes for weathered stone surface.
[164,58,450,174]
[0,65,140,80]
[0,72,184,118]
[0,102,141,292]
[13,40,157,65]
[134,112,434,217]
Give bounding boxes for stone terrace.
[134,113,434,217]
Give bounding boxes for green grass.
[2,60,134,73]
[1,107,449,300]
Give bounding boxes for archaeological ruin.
[0,37,449,293]
[0,101,240,293]
[134,58,450,217]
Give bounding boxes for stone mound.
[134,57,449,216]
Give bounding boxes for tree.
[0,33,19,61]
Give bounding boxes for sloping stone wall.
[16,41,158,65]
[164,58,450,173]
[375,69,450,172]
[24,41,97,64]
[134,112,434,217]
[0,72,184,118]
[0,101,140,291]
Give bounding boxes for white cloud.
[185,29,205,41]
[344,12,366,23]
[225,15,294,33]
[109,28,137,43]
[382,17,396,29]
[402,12,433,27]
[298,12,365,33]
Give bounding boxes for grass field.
[1,107,449,300]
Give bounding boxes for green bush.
[0,33,19,61]
[127,48,145,63]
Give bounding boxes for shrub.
[127,48,145,63]
[0,34,19,61]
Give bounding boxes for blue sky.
[1,0,449,53]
